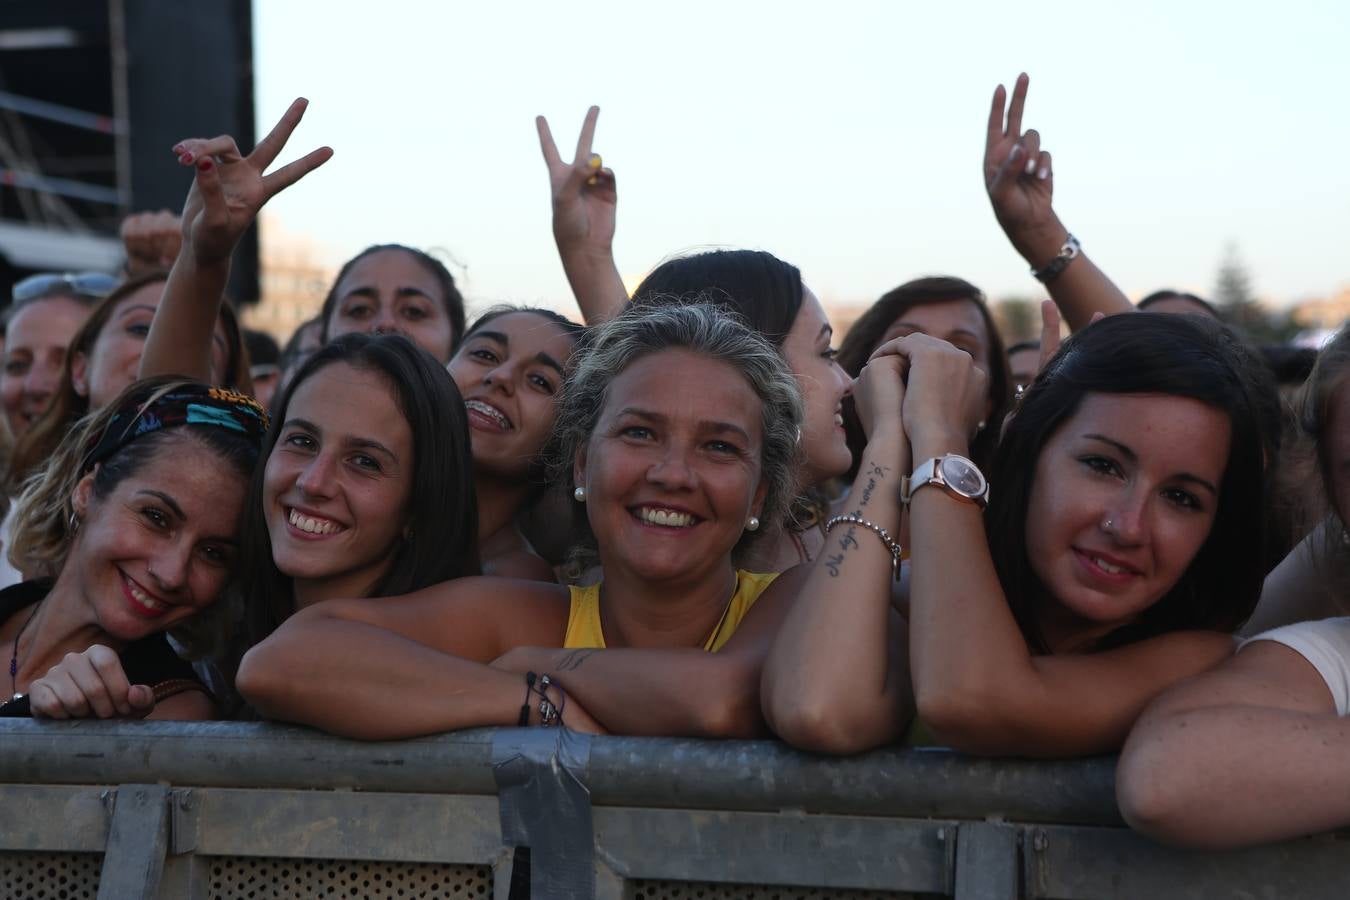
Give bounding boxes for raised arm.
[120,210,182,277]
[900,334,1234,757]
[1118,637,1350,848]
[142,98,332,382]
[234,577,603,739]
[536,106,628,324]
[985,74,1132,330]
[760,353,914,753]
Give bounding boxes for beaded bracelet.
[824,514,903,581]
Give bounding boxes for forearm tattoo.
[553,649,600,672]
[826,461,890,578]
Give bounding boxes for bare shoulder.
[1143,637,1337,720]
[483,548,558,584]
[300,577,571,652]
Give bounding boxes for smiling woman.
[234,303,811,740]
[763,313,1283,757]
[445,306,585,579]
[0,378,266,720]
[237,332,481,651]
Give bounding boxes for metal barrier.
[1,719,1347,899]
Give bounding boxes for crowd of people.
[0,74,1346,852]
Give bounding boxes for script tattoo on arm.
[827,462,891,577]
[553,649,601,673]
[859,462,890,509]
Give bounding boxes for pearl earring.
[745,516,760,532]
[573,486,587,503]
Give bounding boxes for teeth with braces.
[289,508,344,535]
[465,399,512,430]
[637,507,694,528]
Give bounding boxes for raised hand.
[875,334,988,460]
[120,209,183,275]
[850,350,907,447]
[536,105,617,253]
[173,97,333,267]
[984,74,1058,246]
[28,645,155,720]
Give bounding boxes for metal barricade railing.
[1,719,1346,899]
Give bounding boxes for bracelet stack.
[824,514,903,581]
[519,671,567,728]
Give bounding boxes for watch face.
[940,456,986,496]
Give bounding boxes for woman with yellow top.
[236,303,808,738]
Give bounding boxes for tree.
[1212,243,1292,342]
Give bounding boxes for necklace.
[9,602,40,700]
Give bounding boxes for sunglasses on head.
[11,272,120,305]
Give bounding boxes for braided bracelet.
[518,671,538,726]
[824,514,903,581]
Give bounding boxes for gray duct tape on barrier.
[492,727,595,899]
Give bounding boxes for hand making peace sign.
[984,73,1056,240]
[172,97,333,267]
[536,105,617,253]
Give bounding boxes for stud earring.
[745,516,760,532]
[573,486,587,503]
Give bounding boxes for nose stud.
[1101,516,1116,535]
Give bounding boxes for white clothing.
[1243,617,1350,716]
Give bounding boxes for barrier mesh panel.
[0,851,102,899]
[631,882,920,900]
[205,857,491,899]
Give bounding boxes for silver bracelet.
[1031,232,1080,283]
[824,514,903,581]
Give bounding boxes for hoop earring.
[68,512,80,533]
[573,486,587,503]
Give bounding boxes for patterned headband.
[81,384,270,474]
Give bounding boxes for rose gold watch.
[901,454,989,509]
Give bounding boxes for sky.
[253,0,1350,318]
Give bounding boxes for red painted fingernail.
[179,152,194,164]
[197,158,213,172]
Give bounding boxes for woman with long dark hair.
[764,313,1280,755]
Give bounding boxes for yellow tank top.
[564,570,778,652]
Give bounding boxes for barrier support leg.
[953,822,1019,900]
[97,784,169,900]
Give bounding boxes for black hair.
[836,276,1012,475]
[318,245,467,360]
[632,249,803,347]
[238,333,480,647]
[1137,289,1222,319]
[988,313,1281,652]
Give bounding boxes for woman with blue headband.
[0,378,266,719]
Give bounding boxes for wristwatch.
[901,454,989,508]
